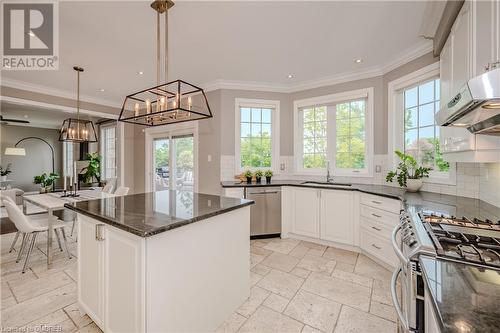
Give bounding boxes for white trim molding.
[203,41,433,94]
[387,62,457,186]
[234,98,280,174]
[1,77,122,109]
[293,87,374,178]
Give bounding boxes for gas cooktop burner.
[421,210,500,231]
[422,212,500,269]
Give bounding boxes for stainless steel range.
[392,208,500,332]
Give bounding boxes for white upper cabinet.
[439,0,500,160]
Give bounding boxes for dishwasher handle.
[248,191,280,195]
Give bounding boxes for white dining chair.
[114,186,130,196]
[102,183,114,193]
[4,201,72,273]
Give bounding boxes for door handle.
[371,213,382,218]
[371,200,382,205]
[391,266,410,332]
[371,244,381,250]
[371,226,382,231]
[95,224,105,241]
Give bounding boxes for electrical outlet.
[207,154,212,162]
[375,165,382,173]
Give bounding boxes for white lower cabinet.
[283,187,401,268]
[78,216,104,328]
[78,214,146,333]
[320,190,354,245]
[284,187,355,247]
[291,187,320,238]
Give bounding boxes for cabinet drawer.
[360,193,401,214]
[360,205,399,228]
[360,229,397,267]
[360,217,392,240]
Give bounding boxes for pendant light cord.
[165,8,168,83]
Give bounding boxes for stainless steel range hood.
[435,67,500,135]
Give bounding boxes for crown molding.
[2,41,435,101]
[381,41,434,74]
[1,77,122,109]
[203,40,434,94]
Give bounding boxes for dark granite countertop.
[222,180,500,222]
[64,190,254,237]
[420,255,500,333]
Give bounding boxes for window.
[335,100,366,170]
[403,79,450,174]
[294,88,374,176]
[63,142,74,178]
[388,62,455,185]
[100,124,116,180]
[235,99,280,172]
[302,106,327,168]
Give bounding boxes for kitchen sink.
[300,181,352,187]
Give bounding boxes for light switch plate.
[375,165,381,173]
[208,154,212,162]
[280,163,286,171]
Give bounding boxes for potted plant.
[244,170,253,183]
[81,153,101,186]
[264,170,273,183]
[386,150,432,192]
[0,164,12,181]
[254,170,263,183]
[34,172,60,193]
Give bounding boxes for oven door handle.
[391,266,411,332]
[392,224,409,266]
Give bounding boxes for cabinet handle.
[371,200,382,205]
[371,226,382,231]
[371,213,382,218]
[371,244,382,250]
[95,224,105,241]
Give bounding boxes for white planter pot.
[406,179,423,192]
[0,176,7,181]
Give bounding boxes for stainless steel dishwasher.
[245,187,281,238]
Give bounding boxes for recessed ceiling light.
[27,31,35,37]
[98,88,105,92]
[354,59,363,63]
[287,74,294,79]
[137,71,144,75]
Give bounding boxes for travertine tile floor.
[217,238,398,333]
[1,231,397,333]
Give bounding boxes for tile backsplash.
[221,155,500,208]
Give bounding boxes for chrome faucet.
[326,161,334,183]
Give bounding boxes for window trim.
[293,88,374,177]
[387,62,456,186]
[234,98,280,173]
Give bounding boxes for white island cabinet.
[71,191,252,333]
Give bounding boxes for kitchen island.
[64,190,253,333]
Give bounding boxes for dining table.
[22,189,117,268]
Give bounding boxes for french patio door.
[152,133,195,192]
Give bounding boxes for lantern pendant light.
[59,66,98,142]
[118,0,212,127]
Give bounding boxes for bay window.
[294,88,374,176]
[235,98,280,172]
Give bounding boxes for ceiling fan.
[0,115,30,124]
